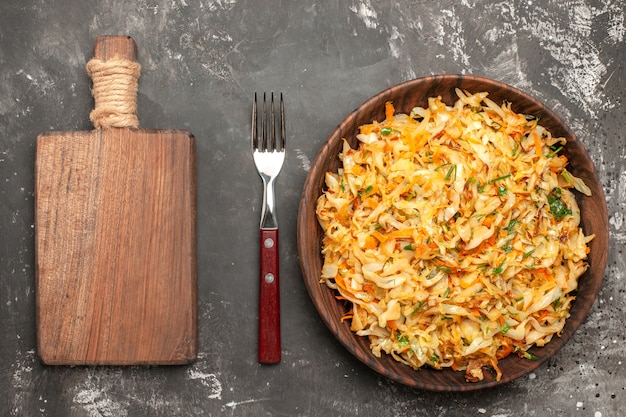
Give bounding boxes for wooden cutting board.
[35,36,197,365]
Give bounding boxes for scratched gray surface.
[1,0,624,416]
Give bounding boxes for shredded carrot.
[372,230,387,243]
[362,283,375,296]
[364,235,378,249]
[389,228,414,239]
[537,310,551,322]
[340,314,353,322]
[385,101,395,121]
[533,131,542,157]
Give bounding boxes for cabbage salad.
[316,90,594,382]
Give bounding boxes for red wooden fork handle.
[258,228,281,363]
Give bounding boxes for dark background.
[1,0,624,416]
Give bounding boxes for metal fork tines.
[251,92,285,364]
[252,92,285,229]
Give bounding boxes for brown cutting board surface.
[35,36,197,365]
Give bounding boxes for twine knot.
[86,57,141,128]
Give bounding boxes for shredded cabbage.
[316,90,594,382]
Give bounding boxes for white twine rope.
[86,57,141,128]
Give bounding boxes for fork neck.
[260,174,278,229]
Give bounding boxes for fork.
[252,92,285,364]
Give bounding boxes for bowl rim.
[297,74,609,391]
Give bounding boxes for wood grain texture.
[93,35,138,61]
[34,36,197,365]
[258,228,281,364]
[297,75,609,391]
[35,128,197,365]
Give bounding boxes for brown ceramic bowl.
[297,74,609,391]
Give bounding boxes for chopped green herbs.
[490,174,511,183]
[435,162,452,171]
[504,219,518,234]
[412,301,425,315]
[522,351,539,361]
[445,165,456,181]
[493,261,505,275]
[547,188,572,220]
[398,335,410,348]
[562,170,572,184]
[502,241,513,253]
[546,145,563,158]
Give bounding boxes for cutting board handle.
[86,35,141,129]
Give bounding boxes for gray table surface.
[1,1,624,416]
